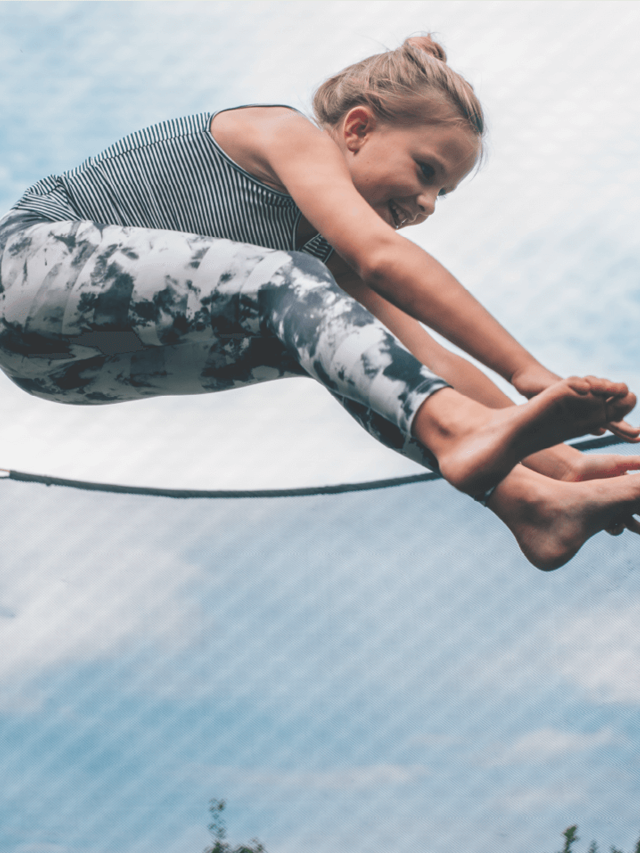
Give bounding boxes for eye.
[438,188,449,199]
[419,163,435,181]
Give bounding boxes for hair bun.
[313,31,483,139]
[404,34,447,63]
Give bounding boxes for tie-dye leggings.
[0,211,449,471]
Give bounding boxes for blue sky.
[1,3,640,852]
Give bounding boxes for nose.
[416,189,437,219]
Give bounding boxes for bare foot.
[489,464,640,570]
[414,376,637,496]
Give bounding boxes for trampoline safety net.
[1,3,640,853]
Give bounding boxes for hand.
[513,366,639,441]
[524,444,640,483]
[565,452,640,482]
[604,516,640,536]
[510,363,562,399]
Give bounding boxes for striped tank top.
[11,109,334,263]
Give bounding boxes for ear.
[342,106,377,153]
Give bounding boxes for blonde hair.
[313,35,485,141]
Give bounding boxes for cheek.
[352,171,384,203]
[349,157,396,203]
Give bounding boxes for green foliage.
[548,826,640,853]
[202,812,640,853]
[561,826,580,853]
[203,800,267,853]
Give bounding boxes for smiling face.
[332,106,480,230]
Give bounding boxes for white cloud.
[549,602,640,704]
[486,727,618,766]
[0,371,424,492]
[497,783,585,813]
[191,763,428,791]
[0,498,205,709]
[13,846,98,853]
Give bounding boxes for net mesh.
[1,3,640,853]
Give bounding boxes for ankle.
[412,388,478,447]
[488,465,550,519]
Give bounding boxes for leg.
[0,218,312,403]
[0,218,634,491]
[411,381,636,497]
[256,252,635,488]
[486,463,640,570]
[0,218,452,433]
[329,393,440,471]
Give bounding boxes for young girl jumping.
[1,34,640,570]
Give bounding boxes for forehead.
[402,119,481,174]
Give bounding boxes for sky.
[1,2,640,853]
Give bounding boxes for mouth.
[389,201,408,230]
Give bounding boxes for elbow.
[341,230,421,309]
[354,242,399,299]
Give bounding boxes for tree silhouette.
[203,799,267,853]
[202,809,640,853]
[548,825,640,853]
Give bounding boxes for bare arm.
[213,108,637,438]
[327,253,513,408]
[223,108,553,393]
[328,254,640,483]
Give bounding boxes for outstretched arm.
[240,109,547,388]
[330,255,640,485]
[328,253,515,408]
[216,107,637,438]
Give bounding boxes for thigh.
[0,216,448,450]
[0,218,305,403]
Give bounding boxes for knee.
[287,250,336,288]
[263,250,374,351]
[282,251,360,314]
[266,251,347,326]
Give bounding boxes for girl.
[1,34,640,570]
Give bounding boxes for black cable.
[0,434,632,500]
[0,467,441,498]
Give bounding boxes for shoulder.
[212,105,316,137]
[211,107,324,191]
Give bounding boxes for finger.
[597,455,640,476]
[567,376,592,395]
[623,516,640,535]
[584,376,630,398]
[606,515,640,536]
[609,417,639,433]
[605,419,640,441]
[606,392,638,424]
